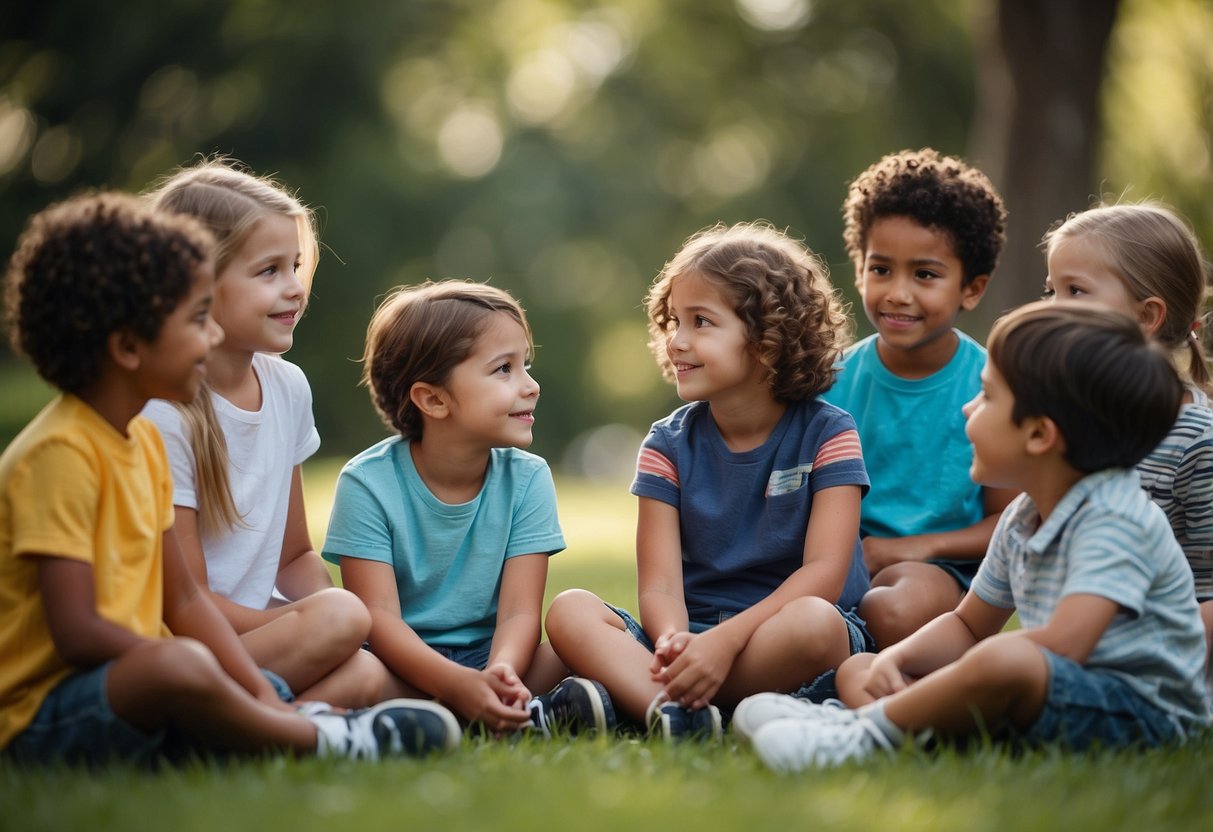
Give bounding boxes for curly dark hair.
[3,191,213,394]
[646,221,851,403]
[842,148,1007,283]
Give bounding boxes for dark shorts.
[929,558,981,593]
[432,639,493,671]
[1,663,166,767]
[1016,650,1184,750]
[3,665,296,767]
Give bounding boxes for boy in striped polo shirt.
[740,303,1211,769]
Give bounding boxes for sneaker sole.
[562,677,615,734]
[377,698,462,754]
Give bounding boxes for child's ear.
[107,330,143,372]
[1025,415,1065,458]
[410,382,449,419]
[1135,296,1167,338]
[959,274,991,311]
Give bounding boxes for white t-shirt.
[143,354,321,608]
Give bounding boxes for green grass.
[3,463,1211,832]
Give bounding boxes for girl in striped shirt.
[1043,201,1213,667]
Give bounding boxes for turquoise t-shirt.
[322,437,565,648]
[822,331,986,542]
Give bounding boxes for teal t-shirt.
[822,331,986,541]
[322,437,565,647]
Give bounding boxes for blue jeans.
[1017,650,1183,750]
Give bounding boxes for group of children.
[1,147,1210,769]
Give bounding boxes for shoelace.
[815,717,893,764]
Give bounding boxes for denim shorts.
[432,639,493,671]
[2,663,167,767]
[1018,650,1183,750]
[606,601,874,688]
[929,558,980,593]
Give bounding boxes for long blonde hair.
[146,158,318,537]
[1043,201,1212,391]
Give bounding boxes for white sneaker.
[751,714,894,772]
[731,693,855,743]
[310,698,460,760]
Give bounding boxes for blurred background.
[2,0,1211,477]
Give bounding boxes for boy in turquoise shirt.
[823,148,1017,648]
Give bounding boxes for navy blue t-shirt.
[631,399,870,617]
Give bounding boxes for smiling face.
[856,216,988,378]
[212,212,306,357]
[137,260,223,402]
[440,311,540,450]
[962,360,1032,490]
[663,271,765,407]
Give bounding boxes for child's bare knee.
[297,588,371,648]
[138,638,226,696]
[545,589,601,631]
[958,635,1045,690]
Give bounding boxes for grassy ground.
[3,461,1211,832]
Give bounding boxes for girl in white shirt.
[144,158,387,708]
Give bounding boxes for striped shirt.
[974,468,1211,732]
[1137,387,1213,599]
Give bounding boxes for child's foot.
[731,693,855,743]
[645,693,723,742]
[310,698,460,760]
[750,713,894,771]
[527,677,616,738]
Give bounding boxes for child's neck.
[1022,460,1085,523]
[78,371,145,437]
[205,347,262,410]
[876,329,959,379]
[708,393,786,453]
[410,435,490,504]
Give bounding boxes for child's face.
[1044,235,1141,321]
[138,262,222,402]
[438,312,540,450]
[962,360,1030,489]
[212,212,306,357]
[856,216,987,375]
[663,272,764,407]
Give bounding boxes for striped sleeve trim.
[637,448,679,487]
[813,429,862,469]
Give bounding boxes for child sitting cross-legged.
[736,302,1212,769]
[0,193,458,766]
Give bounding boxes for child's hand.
[447,667,533,733]
[485,661,532,711]
[656,628,739,710]
[650,630,692,677]
[861,653,912,700]
[862,535,934,574]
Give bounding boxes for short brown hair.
[363,280,532,439]
[646,221,850,402]
[987,301,1181,473]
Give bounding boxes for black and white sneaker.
[527,677,616,738]
[645,693,723,742]
[310,698,460,760]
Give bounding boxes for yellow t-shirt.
[0,394,174,748]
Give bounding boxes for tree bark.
[968,0,1121,332]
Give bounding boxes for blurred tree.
[969,0,1121,328]
[1,0,1210,469]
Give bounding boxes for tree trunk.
[968,0,1121,333]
